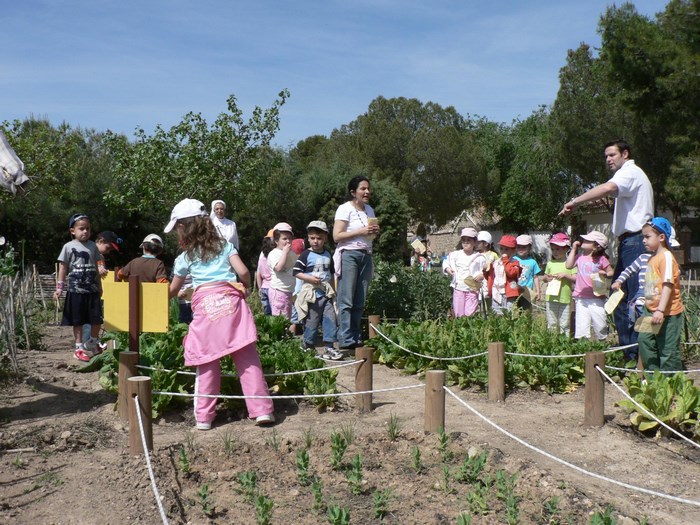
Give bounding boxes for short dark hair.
[347,175,370,200]
[604,139,631,157]
[307,227,327,237]
[142,241,163,256]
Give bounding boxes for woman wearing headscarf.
[210,200,239,250]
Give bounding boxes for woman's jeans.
[337,250,373,348]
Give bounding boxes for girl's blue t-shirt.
[513,255,541,289]
[173,243,238,287]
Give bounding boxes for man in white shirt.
[559,139,654,354]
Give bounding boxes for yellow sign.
[101,272,170,333]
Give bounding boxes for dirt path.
[1,325,699,524]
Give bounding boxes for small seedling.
[12,454,27,469]
[456,451,487,484]
[589,506,617,525]
[296,448,311,486]
[178,447,191,475]
[338,421,356,445]
[345,453,364,495]
[330,431,348,470]
[254,493,274,525]
[311,477,325,513]
[302,427,315,449]
[411,446,423,474]
[265,428,281,452]
[466,483,490,516]
[386,412,402,441]
[184,429,196,454]
[440,465,453,495]
[198,483,214,517]
[457,512,472,525]
[219,429,237,456]
[541,496,560,524]
[373,488,392,520]
[236,470,259,502]
[437,426,453,463]
[327,505,351,525]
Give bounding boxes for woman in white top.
[210,200,239,250]
[333,176,380,351]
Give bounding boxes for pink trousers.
[268,287,292,318]
[193,342,274,424]
[453,289,479,317]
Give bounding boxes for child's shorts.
[61,292,103,327]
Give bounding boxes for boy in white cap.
[513,234,541,310]
[293,221,341,360]
[445,227,486,317]
[118,234,168,283]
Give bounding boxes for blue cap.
[69,213,89,228]
[649,217,672,240]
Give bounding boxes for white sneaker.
[196,421,212,431]
[255,414,275,426]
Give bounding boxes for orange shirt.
[644,249,684,315]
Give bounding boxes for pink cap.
[273,222,293,234]
[516,234,532,246]
[460,227,478,238]
[549,232,571,247]
[581,230,608,249]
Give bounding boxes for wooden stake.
[584,351,605,427]
[424,370,446,433]
[118,351,139,423]
[488,342,505,402]
[355,346,374,413]
[127,376,153,454]
[368,315,381,339]
[128,275,141,354]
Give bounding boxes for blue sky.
[3,1,668,148]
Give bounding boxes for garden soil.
[1,325,699,524]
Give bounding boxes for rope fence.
[604,365,700,375]
[443,387,700,508]
[135,358,360,378]
[151,384,424,400]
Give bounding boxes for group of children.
[444,218,684,371]
[255,221,343,360]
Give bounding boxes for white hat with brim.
[140,234,163,248]
[164,199,208,233]
[581,231,608,249]
[273,222,293,234]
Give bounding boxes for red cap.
[291,238,305,255]
[498,235,517,248]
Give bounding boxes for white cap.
[307,220,328,233]
[164,199,208,233]
[140,234,163,248]
[477,231,492,244]
[670,227,680,248]
[273,222,293,234]
[516,234,532,246]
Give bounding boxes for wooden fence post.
[424,370,446,433]
[584,351,605,427]
[488,342,505,402]
[128,376,153,454]
[368,315,381,339]
[355,346,374,413]
[128,275,141,354]
[118,351,139,423]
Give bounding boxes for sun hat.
[581,230,608,249]
[140,234,163,248]
[477,231,492,244]
[670,227,680,248]
[460,227,478,238]
[69,213,89,228]
[307,220,329,233]
[549,232,571,247]
[515,234,532,246]
[98,231,122,253]
[648,217,672,241]
[265,228,275,239]
[498,235,517,248]
[164,198,208,233]
[273,222,293,234]
[291,238,305,255]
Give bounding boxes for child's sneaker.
[74,344,91,362]
[255,414,275,426]
[84,337,105,356]
[196,421,212,431]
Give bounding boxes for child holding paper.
[542,233,576,334]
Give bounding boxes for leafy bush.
[365,259,452,322]
[94,305,338,416]
[616,372,699,442]
[366,314,626,394]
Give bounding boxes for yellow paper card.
[545,279,561,297]
[101,272,170,333]
[604,289,625,315]
[634,316,661,335]
[410,238,425,254]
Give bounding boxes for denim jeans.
[260,287,272,316]
[337,250,373,348]
[304,295,338,346]
[611,232,645,347]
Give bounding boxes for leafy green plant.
[329,430,348,470]
[495,470,520,525]
[198,483,214,517]
[236,471,259,502]
[386,412,402,441]
[12,454,26,469]
[456,450,488,484]
[338,421,356,445]
[265,428,281,452]
[411,446,423,474]
[296,448,311,486]
[589,506,617,524]
[254,493,274,525]
[345,453,364,495]
[541,496,561,525]
[327,505,351,525]
[219,429,237,456]
[372,488,392,520]
[466,483,490,516]
[616,372,700,441]
[311,477,325,513]
[178,447,191,475]
[437,426,453,463]
[302,427,315,449]
[440,465,453,495]
[457,512,472,525]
